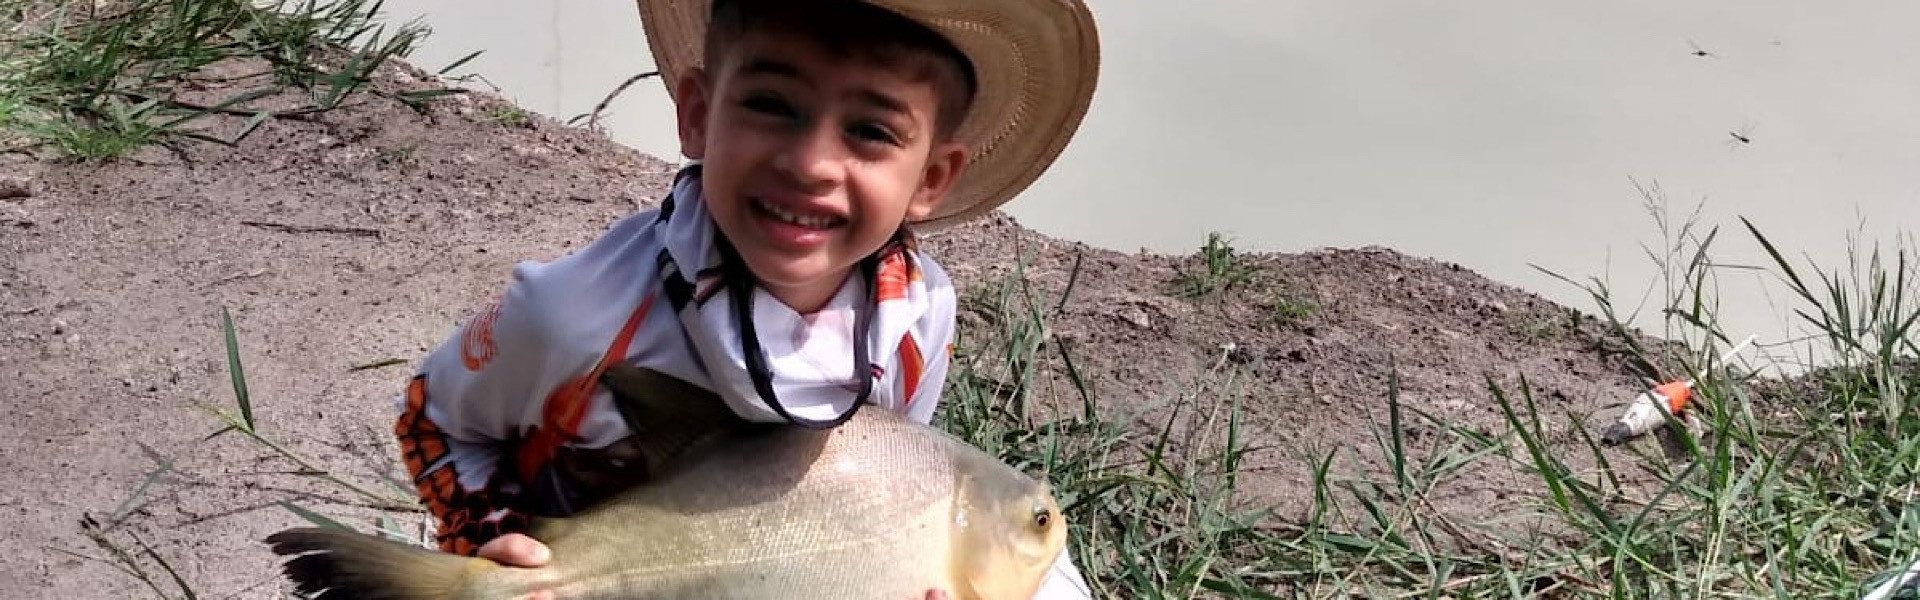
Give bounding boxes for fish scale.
[530,420,962,598]
[266,368,1067,600]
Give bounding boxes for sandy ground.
[0,57,1675,598]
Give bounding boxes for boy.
[393,0,1101,597]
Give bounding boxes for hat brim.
[636,0,1100,232]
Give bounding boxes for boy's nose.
[772,123,848,190]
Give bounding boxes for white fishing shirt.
[394,166,1091,598]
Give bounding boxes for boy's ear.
[908,140,969,220]
[674,67,712,160]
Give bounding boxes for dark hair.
[704,0,979,139]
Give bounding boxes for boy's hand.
[477,534,948,600]
[477,533,555,600]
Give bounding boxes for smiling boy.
[393,0,1100,597]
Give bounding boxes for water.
[370,0,1920,371]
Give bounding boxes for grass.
[375,140,418,167]
[1508,310,1575,344]
[1265,285,1320,329]
[72,305,424,600]
[484,104,529,128]
[937,194,1920,599]
[1510,188,1920,599]
[1170,231,1323,331]
[87,171,1920,599]
[93,184,1920,599]
[0,0,460,161]
[940,248,1281,598]
[1174,231,1262,299]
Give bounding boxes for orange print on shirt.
[514,292,656,484]
[876,252,911,302]
[898,333,924,405]
[460,300,503,371]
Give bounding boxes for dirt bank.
[1,55,1673,598]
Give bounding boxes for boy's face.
[673,26,969,313]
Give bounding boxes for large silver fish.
[266,365,1069,599]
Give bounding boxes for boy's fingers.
[477,533,552,568]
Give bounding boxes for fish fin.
[266,527,494,600]
[598,362,727,412]
[597,363,755,474]
[524,515,574,541]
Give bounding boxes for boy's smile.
[673,27,968,314]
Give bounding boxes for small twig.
[104,441,182,528]
[1417,494,1518,562]
[128,530,198,600]
[1385,572,1502,598]
[206,268,271,287]
[586,71,661,131]
[78,515,172,599]
[347,357,407,372]
[115,90,326,123]
[180,70,280,86]
[45,544,140,580]
[240,220,381,239]
[201,405,420,512]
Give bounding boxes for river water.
[369,0,1920,372]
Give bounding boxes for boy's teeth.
[759,199,837,229]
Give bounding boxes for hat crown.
[638,0,1101,231]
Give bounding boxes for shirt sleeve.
[393,210,671,554]
[394,371,532,555]
[1031,550,1096,599]
[393,271,558,554]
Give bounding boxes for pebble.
[0,175,30,200]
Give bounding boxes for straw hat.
[635,0,1101,231]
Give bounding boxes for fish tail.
[266,527,498,600]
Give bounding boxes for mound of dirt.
[1,56,1677,598]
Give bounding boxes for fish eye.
[1031,506,1052,529]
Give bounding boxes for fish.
[264,364,1069,600]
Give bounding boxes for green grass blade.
[348,357,407,372]
[279,500,350,531]
[1387,362,1408,492]
[130,531,199,600]
[107,441,178,524]
[219,306,255,432]
[232,108,271,143]
[436,49,483,74]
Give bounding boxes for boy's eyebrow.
[736,55,916,122]
[853,89,911,118]
[738,57,803,80]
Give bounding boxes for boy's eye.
[741,94,794,117]
[848,122,900,146]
